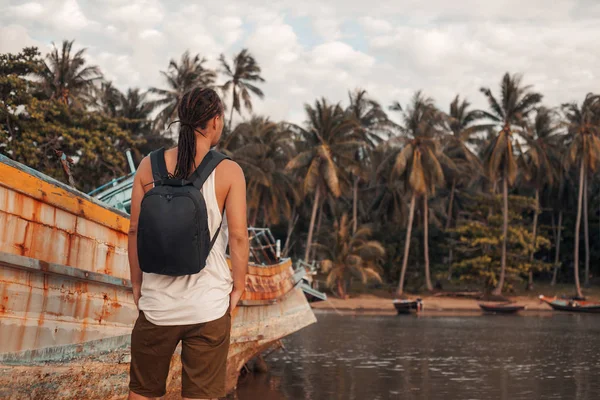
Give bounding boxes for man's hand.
[133,286,141,308]
[229,287,244,314]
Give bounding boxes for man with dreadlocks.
[127,87,249,400]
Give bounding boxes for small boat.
[539,295,600,313]
[393,298,423,315]
[479,302,526,314]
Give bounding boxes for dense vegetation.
[1,41,599,298]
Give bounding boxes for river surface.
[230,311,600,400]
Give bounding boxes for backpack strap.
[191,150,230,190]
[149,148,169,186]
[191,150,231,252]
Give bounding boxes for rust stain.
[39,260,50,273]
[0,161,129,234]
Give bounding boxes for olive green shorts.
[129,310,231,398]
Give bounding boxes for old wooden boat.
[539,295,600,314]
[479,302,526,314]
[0,154,316,399]
[392,298,423,315]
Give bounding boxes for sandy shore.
[310,294,554,314]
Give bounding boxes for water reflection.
[230,313,600,400]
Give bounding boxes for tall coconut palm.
[389,91,446,295]
[479,73,542,295]
[315,214,385,298]
[286,98,362,262]
[117,88,173,158]
[88,81,122,117]
[39,40,102,108]
[346,89,389,233]
[441,95,488,279]
[562,93,600,297]
[519,107,560,289]
[219,49,265,132]
[225,117,300,227]
[149,51,216,130]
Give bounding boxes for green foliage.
[315,214,385,297]
[449,194,552,291]
[0,47,137,192]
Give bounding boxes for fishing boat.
[393,298,423,315]
[539,295,600,314]
[0,154,317,398]
[479,302,526,314]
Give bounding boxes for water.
[232,312,600,400]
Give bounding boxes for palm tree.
[479,73,542,295]
[316,214,385,298]
[88,81,122,117]
[39,40,102,108]
[286,98,362,262]
[441,95,488,279]
[219,49,265,132]
[149,51,216,130]
[224,117,300,227]
[389,91,446,295]
[562,93,600,297]
[346,89,389,233]
[519,107,560,289]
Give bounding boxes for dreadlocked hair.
[173,87,224,179]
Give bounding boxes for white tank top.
[138,168,233,325]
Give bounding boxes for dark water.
[231,312,600,400]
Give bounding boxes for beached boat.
[539,295,600,314]
[0,154,316,398]
[393,298,423,315]
[479,302,526,314]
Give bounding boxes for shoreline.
[310,294,558,315]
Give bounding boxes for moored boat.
[539,295,600,313]
[0,154,316,398]
[479,302,526,314]
[393,298,423,315]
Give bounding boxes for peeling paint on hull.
[0,155,316,397]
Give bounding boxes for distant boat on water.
[539,295,600,313]
[479,302,526,314]
[393,298,423,315]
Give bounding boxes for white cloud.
[8,2,45,19]
[52,0,93,30]
[0,24,42,54]
[139,29,162,40]
[1,0,599,125]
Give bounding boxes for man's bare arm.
[127,157,149,307]
[225,162,248,313]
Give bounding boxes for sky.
[1,0,599,125]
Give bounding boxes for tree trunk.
[282,207,298,258]
[526,189,539,291]
[551,211,563,286]
[352,176,359,234]
[423,194,434,291]
[310,197,324,261]
[228,86,236,133]
[583,172,590,287]
[251,193,261,227]
[304,187,321,262]
[397,194,416,296]
[336,278,346,299]
[573,160,585,298]
[493,174,509,295]
[446,179,456,280]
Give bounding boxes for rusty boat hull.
[0,155,316,398]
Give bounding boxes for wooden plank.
[0,156,129,235]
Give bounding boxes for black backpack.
[137,148,230,276]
